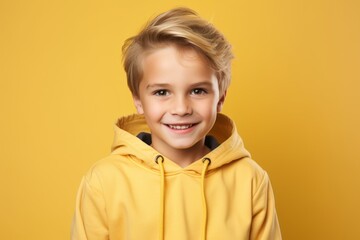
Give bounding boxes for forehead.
[141,45,214,82]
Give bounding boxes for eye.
[191,88,207,95]
[153,89,169,96]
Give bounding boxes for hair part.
[122,7,234,97]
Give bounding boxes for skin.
[133,45,225,167]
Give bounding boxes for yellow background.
[1,0,359,239]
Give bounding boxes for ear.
[217,91,226,112]
[132,95,144,114]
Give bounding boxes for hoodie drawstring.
[155,155,165,240]
[155,156,211,240]
[201,158,211,240]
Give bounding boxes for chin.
[170,140,202,150]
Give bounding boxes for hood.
[111,113,250,174]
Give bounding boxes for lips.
[167,124,193,130]
[165,123,198,130]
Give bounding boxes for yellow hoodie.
[71,113,282,240]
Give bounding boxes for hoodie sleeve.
[71,171,109,240]
[250,172,282,240]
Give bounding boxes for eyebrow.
[189,81,214,88]
[146,83,171,90]
[146,81,214,90]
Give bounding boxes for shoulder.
[227,157,270,194]
[83,154,129,184]
[231,157,266,177]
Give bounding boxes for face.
[133,45,225,159]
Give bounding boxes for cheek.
[143,102,164,119]
[196,99,218,118]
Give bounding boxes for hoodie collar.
[111,113,250,174]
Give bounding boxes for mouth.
[165,123,197,130]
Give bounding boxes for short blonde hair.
[122,7,234,97]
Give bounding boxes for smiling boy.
[72,7,282,240]
[133,46,223,167]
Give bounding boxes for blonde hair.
[122,7,234,97]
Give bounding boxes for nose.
[170,96,192,116]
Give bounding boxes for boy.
[72,7,282,240]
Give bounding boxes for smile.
[166,124,195,130]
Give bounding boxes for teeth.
[168,124,193,130]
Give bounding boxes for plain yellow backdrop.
[1,0,359,239]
